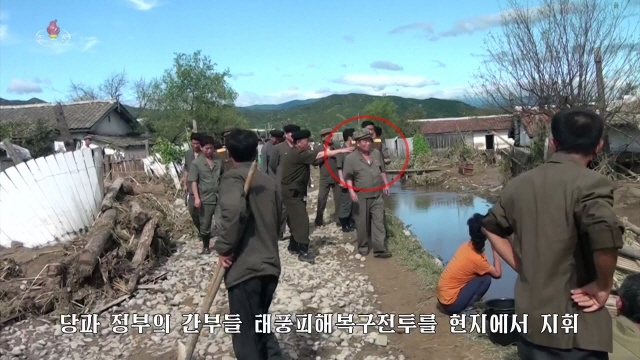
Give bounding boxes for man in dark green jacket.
[214,129,284,360]
[313,128,341,227]
[280,129,352,263]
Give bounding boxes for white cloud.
[231,72,254,79]
[236,85,467,107]
[370,61,404,71]
[82,36,100,51]
[0,11,8,42]
[126,0,159,11]
[333,74,439,90]
[432,60,446,68]
[388,22,434,36]
[7,79,43,94]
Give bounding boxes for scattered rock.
[375,335,388,346]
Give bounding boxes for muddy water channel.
[386,184,517,299]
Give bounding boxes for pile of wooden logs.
[54,177,170,311]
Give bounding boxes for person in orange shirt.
[437,213,502,315]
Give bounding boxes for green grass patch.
[386,213,443,290]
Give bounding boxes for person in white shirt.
[81,135,99,149]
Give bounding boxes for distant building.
[0,100,152,159]
[410,115,514,150]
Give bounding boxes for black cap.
[283,124,301,134]
[270,130,285,137]
[292,129,311,142]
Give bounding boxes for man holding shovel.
[213,129,284,359]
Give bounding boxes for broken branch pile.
[0,176,192,327]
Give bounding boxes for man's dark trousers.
[517,337,608,360]
[228,275,283,360]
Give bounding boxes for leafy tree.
[148,51,248,142]
[0,119,57,158]
[362,97,417,138]
[403,105,427,121]
[412,133,432,157]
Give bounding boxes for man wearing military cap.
[281,129,353,263]
[313,128,341,227]
[343,129,392,258]
[217,126,239,173]
[261,129,285,175]
[361,121,391,165]
[269,124,301,237]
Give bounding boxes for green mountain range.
[1,94,503,135]
[238,93,502,133]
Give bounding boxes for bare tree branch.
[69,81,99,101]
[98,69,128,100]
[472,0,640,124]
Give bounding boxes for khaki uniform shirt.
[213,162,282,288]
[187,155,223,205]
[313,144,338,184]
[611,316,640,360]
[342,149,385,198]
[184,149,200,194]
[483,151,624,352]
[371,138,390,160]
[281,147,320,195]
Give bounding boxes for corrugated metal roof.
[0,100,130,131]
[421,115,513,135]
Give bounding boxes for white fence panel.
[4,166,58,240]
[1,149,104,248]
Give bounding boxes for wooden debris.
[93,295,130,315]
[133,184,167,196]
[619,246,640,262]
[127,217,159,294]
[130,200,151,232]
[66,209,118,290]
[101,178,125,212]
[622,218,640,237]
[616,256,640,274]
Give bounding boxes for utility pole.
[595,47,610,152]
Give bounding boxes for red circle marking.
[323,115,409,192]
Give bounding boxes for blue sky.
[2,0,537,106]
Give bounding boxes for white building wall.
[472,130,514,150]
[91,110,134,136]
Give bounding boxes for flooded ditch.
[385,184,517,299]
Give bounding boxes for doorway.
[485,134,495,150]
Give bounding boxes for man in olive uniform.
[313,128,341,227]
[184,132,202,233]
[188,135,224,254]
[281,129,352,263]
[373,125,391,164]
[611,273,640,360]
[482,108,624,360]
[269,124,301,237]
[361,121,391,165]
[336,128,356,233]
[343,129,392,258]
[214,129,284,360]
[261,130,284,175]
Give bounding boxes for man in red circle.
[361,121,391,165]
[342,129,392,258]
